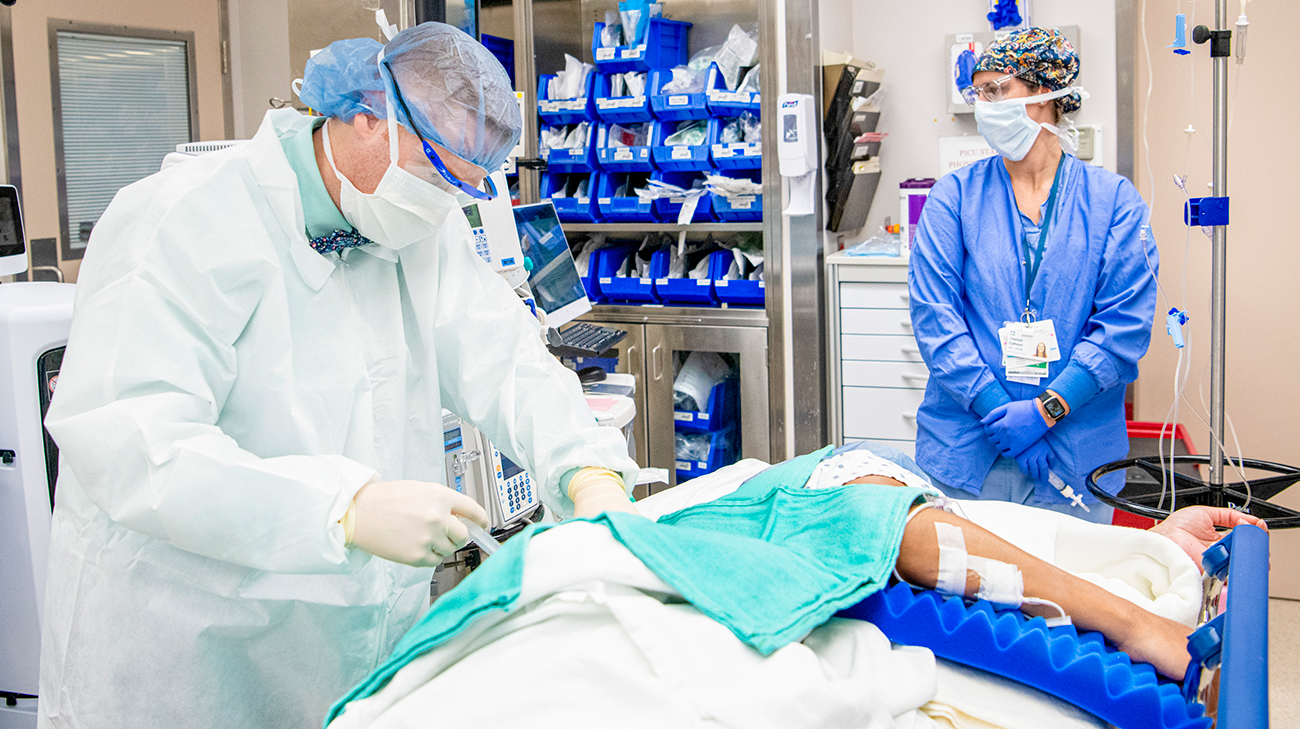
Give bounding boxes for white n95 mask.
[320,93,455,251]
[974,85,1088,162]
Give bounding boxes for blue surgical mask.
[974,86,1085,161]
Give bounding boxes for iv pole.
[1206,0,1229,495]
[1088,0,1300,527]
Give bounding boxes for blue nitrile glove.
[1015,438,1053,483]
[980,399,1050,458]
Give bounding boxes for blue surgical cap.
[297,23,522,173]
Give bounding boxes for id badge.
[1000,323,1047,383]
[1002,320,1061,362]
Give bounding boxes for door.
[645,323,769,489]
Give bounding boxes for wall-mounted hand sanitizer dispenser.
[776,93,817,216]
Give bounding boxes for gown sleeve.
[430,217,638,519]
[908,177,1012,416]
[1065,179,1158,392]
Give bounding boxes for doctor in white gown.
[38,22,637,729]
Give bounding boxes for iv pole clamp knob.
[1192,25,1233,58]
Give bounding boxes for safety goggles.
[384,61,496,201]
[961,72,1035,106]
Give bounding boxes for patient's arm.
[846,473,1195,681]
[893,506,1193,680]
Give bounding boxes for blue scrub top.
[907,154,1158,502]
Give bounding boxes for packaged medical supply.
[550,54,594,100]
[844,226,902,257]
[664,120,708,146]
[673,350,732,412]
[608,122,650,147]
[676,430,713,461]
[601,11,623,47]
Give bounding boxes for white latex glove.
[343,480,490,567]
[569,467,641,519]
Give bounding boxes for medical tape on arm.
[932,523,1036,613]
[925,522,1072,625]
[934,522,970,596]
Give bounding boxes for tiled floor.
[1271,598,1300,727]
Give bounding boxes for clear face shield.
[382,57,498,202]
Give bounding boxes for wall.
[228,0,291,139]
[827,0,1118,243]
[1131,0,1300,598]
[10,0,226,283]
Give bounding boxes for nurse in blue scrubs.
[908,28,1159,523]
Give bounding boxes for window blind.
[55,31,192,250]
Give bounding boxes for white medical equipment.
[159,140,246,171]
[441,410,540,532]
[776,93,817,215]
[461,169,529,288]
[0,186,29,277]
[0,282,75,727]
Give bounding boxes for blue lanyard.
[1020,155,1065,321]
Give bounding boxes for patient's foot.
[1112,614,1193,681]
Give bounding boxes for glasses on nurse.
[960,73,1033,106]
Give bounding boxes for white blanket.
[331,523,942,729]
[329,460,1202,729]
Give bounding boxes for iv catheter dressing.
[458,516,502,555]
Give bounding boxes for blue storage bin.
[649,170,715,223]
[595,243,665,303]
[651,248,725,306]
[561,355,619,373]
[596,122,656,172]
[652,119,715,172]
[705,62,761,116]
[711,120,761,170]
[674,376,739,432]
[541,171,602,223]
[595,171,657,222]
[593,72,654,123]
[574,245,605,303]
[481,34,515,90]
[676,426,738,481]
[714,268,765,307]
[591,18,692,74]
[649,68,709,120]
[541,123,598,172]
[538,71,597,125]
[710,170,762,222]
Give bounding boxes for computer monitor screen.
[513,202,591,327]
[0,186,25,275]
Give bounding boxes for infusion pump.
[442,410,539,530]
[460,169,529,288]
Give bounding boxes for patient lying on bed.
[326,443,1266,729]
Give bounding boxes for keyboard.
[546,322,628,359]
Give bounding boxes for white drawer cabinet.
[840,308,914,336]
[841,360,930,389]
[840,281,910,309]
[842,386,924,440]
[827,254,926,451]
